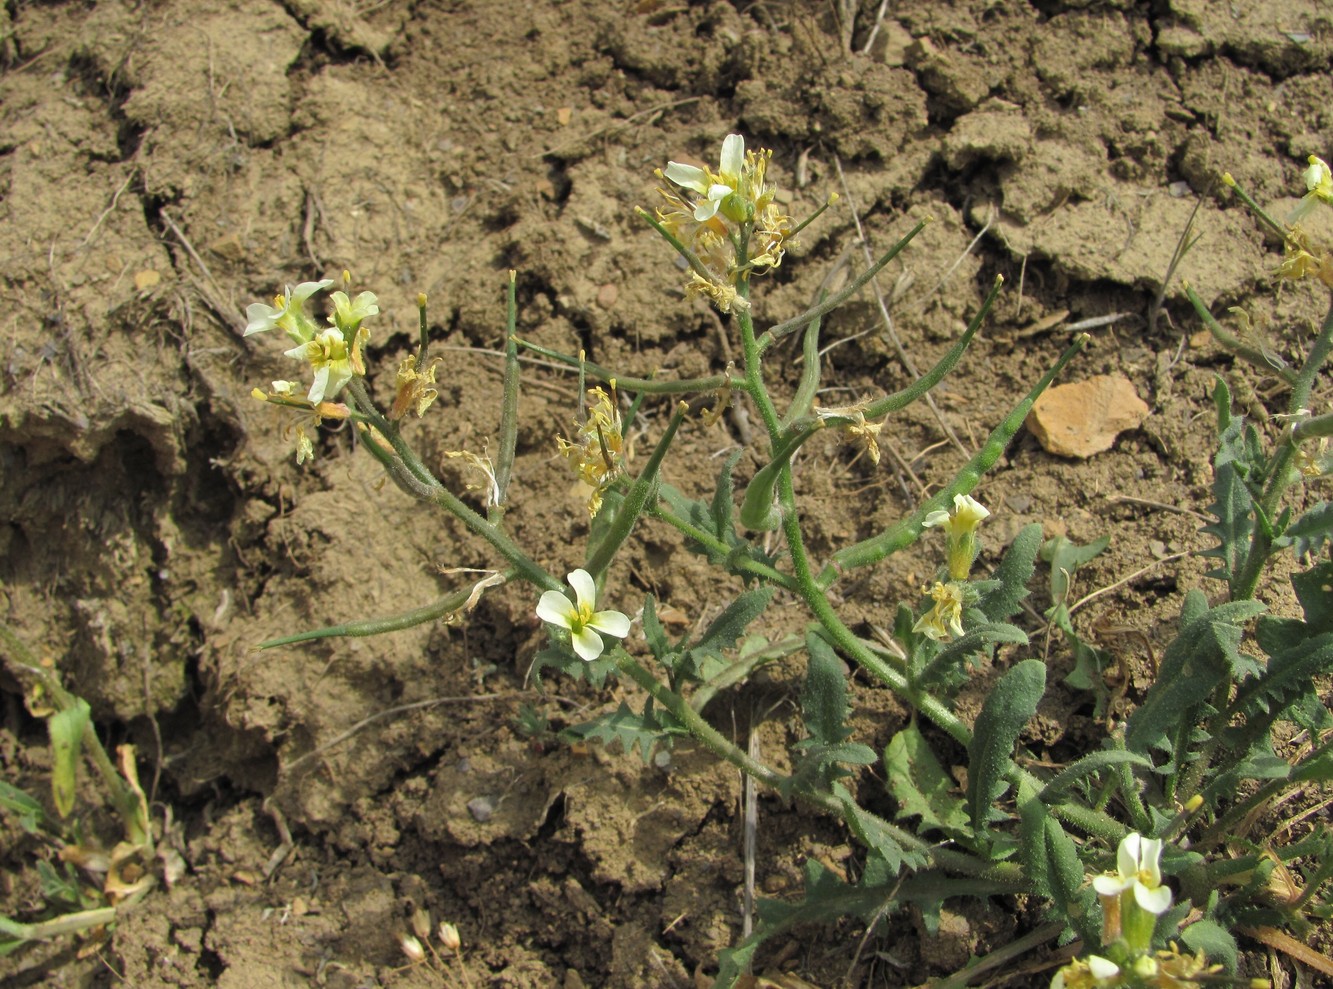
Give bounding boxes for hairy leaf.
[1182,919,1238,972]
[1292,561,1333,634]
[884,722,969,836]
[836,782,930,876]
[641,595,673,668]
[1041,535,1110,605]
[1039,749,1153,801]
[0,781,46,834]
[1283,500,1333,560]
[916,621,1027,691]
[562,699,676,764]
[709,450,743,544]
[1125,593,1264,757]
[967,660,1046,840]
[977,523,1044,623]
[803,632,852,745]
[676,586,775,683]
[1200,411,1256,591]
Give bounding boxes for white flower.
[285,327,355,404]
[329,290,379,332]
[244,279,334,342]
[923,493,990,581]
[1305,155,1333,203]
[664,133,745,222]
[536,569,631,662]
[923,493,990,532]
[1092,832,1173,916]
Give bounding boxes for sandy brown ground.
[3,1,1332,986]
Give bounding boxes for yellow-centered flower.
[1092,832,1173,916]
[923,493,990,581]
[536,569,631,662]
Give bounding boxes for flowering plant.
[233,140,1333,989]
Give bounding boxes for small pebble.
[467,796,495,823]
[596,283,618,309]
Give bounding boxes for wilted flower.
[913,581,966,641]
[389,354,441,420]
[536,569,631,662]
[1050,954,1121,989]
[815,402,883,465]
[924,493,990,581]
[557,386,626,517]
[443,449,501,508]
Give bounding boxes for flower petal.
[567,569,597,610]
[1087,956,1120,980]
[590,609,630,639]
[718,134,744,181]
[536,590,575,627]
[1133,881,1173,916]
[664,161,709,194]
[1092,874,1130,896]
[692,197,722,222]
[1137,836,1164,884]
[307,364,332,405]
[572,626,605,662]
[922,509,951,528]
[291,278,335,302]
[1117,832,1142,880]
[952,493,990,525]
[245,302,282,336]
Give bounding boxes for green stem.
[636,205,719,287]
[737,287,783,443]
[864,274,1002,418]
[0,625,145,849]
[612,651,1004,879]
[781,303,824,429]
[824,334,1089,582]
[1184,285,1297,387]
[774,466,972,746]
[1231,295,1333,601]
[513,338,731,395]
[495,272,521,511]
[645,505,797,591]
[433,484,560,593]
[584,403,686,579]
[756,218,929,352]
[346,378,440,491]
[260,571,518,648]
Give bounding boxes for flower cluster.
[656,134,793,314]
[913,494,989,641]
[246,279,378,405]
[556,386,626,517]
[245,276,382,463]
